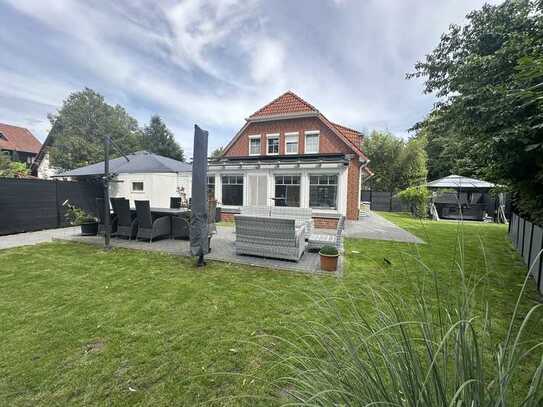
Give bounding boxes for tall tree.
[363,130,427,191]
[409,0,543,222]
[48,88,144,170]
[142,115,185,161]
[210,146,224,158]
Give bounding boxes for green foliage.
[275,264,543,405]
[142,115,185,161]
[319,245,339,256]
[62,200,96,225]
[363,130,427,191]
[409,0,543,223]
[48,88,144,170]
[0,151,30,177]
[396,185,430,217]
[210,146,225,158]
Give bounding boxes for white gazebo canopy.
[427,174,495,189]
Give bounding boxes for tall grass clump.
[270,252,543,405]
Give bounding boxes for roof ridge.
[249,90,318,118]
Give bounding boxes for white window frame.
[304,131,320,154]
[248,135,261,156]
[266,133,280,156]
[284,132,299,155]
[131,181,145,193]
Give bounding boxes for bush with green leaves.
[0,151,30,177]
[62,200,96,225]
[396,185,430,217]
[319,245,339,256]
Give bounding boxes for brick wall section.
[225,117,354,157]
[346,158,361,220]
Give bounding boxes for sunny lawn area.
[0,213,540,405]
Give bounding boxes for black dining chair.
[134,200,171,242]
[170,197,182,209]
[113,198,138,239]
[96,197,117,234]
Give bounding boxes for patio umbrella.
[190,125,209,266]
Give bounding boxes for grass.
[0,213,540,405]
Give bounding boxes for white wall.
[37,151,61,179]
[109,172,192,208]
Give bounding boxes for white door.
[248,175,268,206]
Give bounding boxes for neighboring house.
[208,91,373,227]
[56,151,192,208]
[0,122,42,165]
[31,123,60,178]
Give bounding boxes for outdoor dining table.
[129,207,190,236]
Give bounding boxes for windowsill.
[131,191,145,194]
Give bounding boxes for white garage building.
[57,151,192,208]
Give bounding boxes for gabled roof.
[427,175,495,189]
[249,91,317,118]
[56,151,192,177]
[224,91,369,161]
[0,122,42,154]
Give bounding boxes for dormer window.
[248,135,261,156]
[267,134,279,155]
[0,132,6,140]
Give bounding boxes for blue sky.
[0,0,499,157]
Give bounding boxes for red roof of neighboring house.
[0,122,42,154]
[250,91,317,118]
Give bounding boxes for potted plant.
[63,200,99,236]
[319,245,340,272]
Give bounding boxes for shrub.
[319,245,339,256]
[396,185,430,217]
[269,258,543,406]
[62,200,96,225]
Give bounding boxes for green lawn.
[0,213,540,405]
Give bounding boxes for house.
[208,91,373,227]
[0,122,42,165]
[31,122,60,178]
[56,151,192,208]
[427,174,498,221]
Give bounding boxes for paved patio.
[344,212,424,244]
[56,226,342,275]
[0,226,80,251]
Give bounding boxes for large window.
[309,175,337,209]
[267,134,279,155]
[305,131,319,154]
[285,133,299,154]
[274,175,300,207]
[207,176,215,198]
[221,175,244,205]
[249,136,260,155]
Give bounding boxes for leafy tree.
[363,131,427,191]
[396,185,430,218]
[48,88,144,170]
[409,0,543,222]
[142,115,185,161]
[210,146,224,158]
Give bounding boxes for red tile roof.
[0,123,42,154]
[250,91,317,118]
[332,122,363,148]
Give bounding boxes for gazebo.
[426,175,498,221]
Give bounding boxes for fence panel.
[0,177,102,235]
[370,191,393,211]
[508,212,543,295]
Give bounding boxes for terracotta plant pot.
[80,222,99,236]
[320,253,339,272]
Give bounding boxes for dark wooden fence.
[0,178,103,235]
[361,190,410,212]
[509,213,543,294]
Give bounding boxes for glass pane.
[310,176,318,185]
[309,185,337,209]
[222,185,243,205]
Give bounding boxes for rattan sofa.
[234,215,307,261]
[239,206,313,238]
